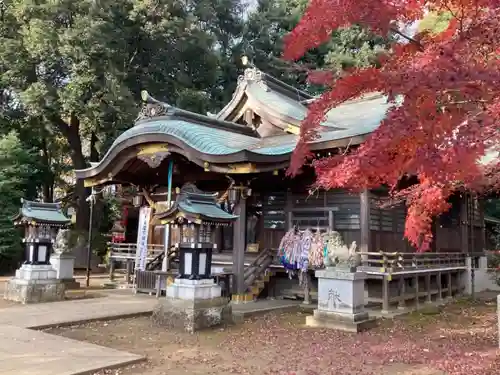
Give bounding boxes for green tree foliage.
[324,25,393,74]
[0,132,39,272]
[0,0,243,229]
[418,11,454,35]
[0,0,391,242]
[243,0,393,93]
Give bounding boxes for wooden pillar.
[303,272,311,305]
[285,190,293,230]
[479,199,486,252]
[414,275,420,310]
[328,210,335,231]
[437,272,443,302]
[382,276,390,313]
[126,259,133,284]
[460,193,469,254]
[232,198,247,295]
[360,189,371,258]
[425,273,432,303]
[447,272,453,298]
[397,277,406,310]
[109,259,115,282]
[470,196,476,253]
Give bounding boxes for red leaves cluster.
[285,1,500,251]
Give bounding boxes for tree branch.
[389,27,424,51]
[45,111,70,135]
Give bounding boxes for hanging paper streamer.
[277,228,334,271]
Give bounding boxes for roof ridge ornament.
[136,90,175,121]
[238,56,263,82]
[242,67,263,82]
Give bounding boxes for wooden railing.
[359,251,485,312]
[244,248,273,288]
[358,251,468,273]
[107,242,164,261]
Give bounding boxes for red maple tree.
[284,1,500,250]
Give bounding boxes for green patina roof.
[12,199,71,226]
[113,118,258,155]
[156,183,238,224]
[92,94,392,164]
[221,68,393,131]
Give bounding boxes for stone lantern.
[152,183,238,333]
[174,218,214,280]
[12,199,71,265]
[5,199,71,303]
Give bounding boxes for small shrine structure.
[5,199,71,303]
[152,183,238,333]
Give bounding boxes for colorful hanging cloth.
[308,230,324,268]
[299,229,313,272]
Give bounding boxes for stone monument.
[305,231,376,332]
[5,199,70,304]
[151,183,238,333]
[50,229,79,289]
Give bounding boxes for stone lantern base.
[152,278,232,333]
[50,253,80,289]
[305,267,376,332]
[4,264,66,304]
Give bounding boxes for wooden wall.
[257,190,362,249]
[368,192,486,253]
[369,195,410,252]
[141,181,486,255]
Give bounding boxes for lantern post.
[5,199,70,303]
[151,183,238,333]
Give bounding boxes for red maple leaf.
[284,1,500,251]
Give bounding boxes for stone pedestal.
[305,267,376,332]
[152,278,231,333]
[4,264,66,304]
[50,253,80,289]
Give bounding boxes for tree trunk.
[90,131,99,162]
[40,136,54,203]
[51,114,89,231]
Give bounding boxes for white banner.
[135,206,151,271]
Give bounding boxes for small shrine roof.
[12,199,71,227]
[154,183,238,225]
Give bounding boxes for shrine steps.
[232,270,275,303]
[232,249,275,303]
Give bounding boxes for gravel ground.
[45,298,500,375]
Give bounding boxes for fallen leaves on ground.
[46,300,499,375]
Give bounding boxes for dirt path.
[46,299,499,375]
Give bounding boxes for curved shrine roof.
[215,68,391,133]
[75,72,396,183]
